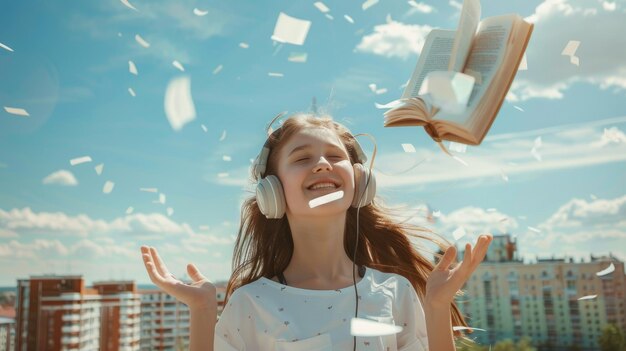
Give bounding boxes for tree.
[599,324,626,351]
[455,337,536,351]
[516,336,537,351]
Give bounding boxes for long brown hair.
[225,113,468,331]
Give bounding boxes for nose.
[312,156,332,173]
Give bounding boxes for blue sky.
[1,0,625,286]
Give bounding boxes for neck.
[284,212,356,284]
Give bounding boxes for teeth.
[309,182,337,190]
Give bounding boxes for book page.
[401,29,456,99]
[434,15,514,124]
[448,0,481,72]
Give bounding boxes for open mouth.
[307,182,340,191]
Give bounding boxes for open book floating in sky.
[381,0,533,146]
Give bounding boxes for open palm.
[425,234,493,307]
[141,246,217,310]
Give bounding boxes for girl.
[141,113,492,350]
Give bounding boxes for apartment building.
[457,234,626,351]
[14,276,141,351]
[0,316,14,351]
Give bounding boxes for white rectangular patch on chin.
[309,190,344,208]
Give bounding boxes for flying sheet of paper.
[518,53,528,70]
[103,181,115,194]
[268,72,284,77]
[164,76,196,131]
[94,163,104,175]
[193,8,208,16]
[70,156,92,166]
[135,34,150,48]
[368,83,387,95]
[374,99,404,109]
[314,2,330,13]
[271,12,311,45]
[222,155,232,161]
[344,15,354,23]
[531,136,542,161]
[596,263,615,276]
[309,190,344,208]
[401,143,416,153]
[239,42,249,49]
[0,42,14,52]
[172,60,185,72]
[577,294,597,301]
[213,65,223,74]
[448,0,481,72]
[120,0,138,11]
[159,193,166,204]
[453,326,487,332]
[561,40,580,66]
[126,206,134,214]
[219,130,227,141]
[351,318,402,337]
[128,88,136,97]
[362,0,379,10]
[4,107,30,117]
[449,142,467,153]
[128,61,138,75]
[288,52,308,63]
[419,71,475,114]
[166,207,174,216]
[140,188,158,192]
[453,226,466,241]
[527,226,541,233]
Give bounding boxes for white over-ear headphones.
[252,117,376,219]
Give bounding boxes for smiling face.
[275,127,356,218]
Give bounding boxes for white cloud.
[42,170,78,186]
[0,239,69,259]
[519,195,626,260]
[0,228,18,238]
[355,20,433,59]
[375,117,626,188]
[407,2,436,15]
[70,0,239,71]
[449,0,463,11]
[401,195,626,262]
[0,207,195,237]
[510,0,626,100]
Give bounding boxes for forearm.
[189,306,217,351]
[424,303,454,351]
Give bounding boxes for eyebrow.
[287,143,346,157]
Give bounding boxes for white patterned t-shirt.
[214,267,429,350]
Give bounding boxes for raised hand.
[425,234,493,308]
[140,246,217,310]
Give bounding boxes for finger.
[187,263,209,283]
[434,245,457,271]
[460,243,472,271]
[141,251,164,284]
[470,235,492,270]
[149,247,172,278]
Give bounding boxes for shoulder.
[222,278,270,312]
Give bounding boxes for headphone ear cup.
[256,175,286,219]
[352,163,376,208]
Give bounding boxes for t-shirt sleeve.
[214,291,246,351]
[395,278,429,351]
